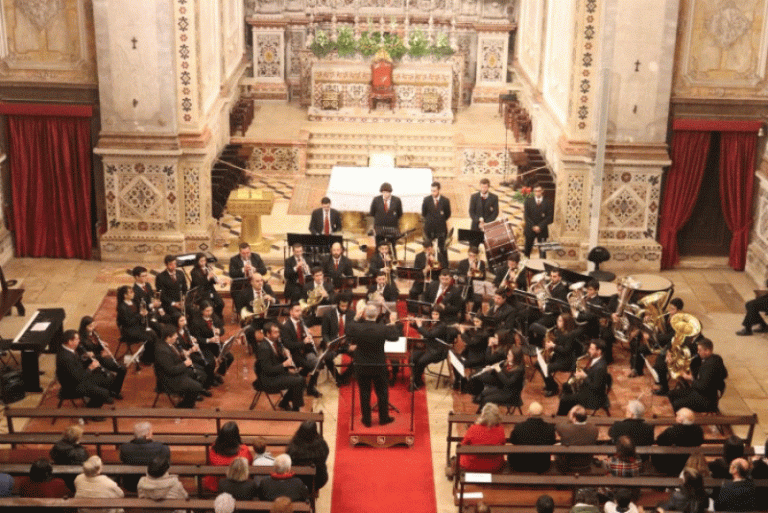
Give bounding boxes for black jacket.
[369,195,402,228]
[421,195,451,236]
[424,281,464,322]
[523,196,553,238]
[508,417,556,473]
[308,207,342,235]
[346,319,401,367]
[608,418,654,447]
[468,191,499,231]
[228,253,267,280]
[155,269,188,311]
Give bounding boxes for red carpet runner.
[330,382,437,513]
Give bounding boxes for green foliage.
[407,29,430,57]
[431,32,454,57]
[358,30,381,57]
[310,30,336,58]
[383,32,407,60]
[336,27,357,57]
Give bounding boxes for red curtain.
[658,131,711,269]
[5,109,93,259]
[719,131,757,271]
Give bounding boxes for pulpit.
[226,188,274,251]
[369,59,395,112]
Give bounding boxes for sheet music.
[536,348,549,378]
[449,350,465,376]
[13,310,39,343]
[384,337,407,354]
[472,280,495,296]
[643,355,659,383]
[30,322,50,332]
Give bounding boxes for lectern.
[227,188,274,251]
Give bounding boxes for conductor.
[346,304,401,427]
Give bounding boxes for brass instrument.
[567,281,587,314]
[206,263,230,287]
[541,326,556,362]
[666,312,701,380]
[241,295,271,325]
[528,272,551,311]
[299,286,325,314]
[564,354,590,393]
[637,290,669,335]
[612,277,641,343]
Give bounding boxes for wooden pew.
[0,497,312,511]
[5,407,324,436]
[445,412,758,466]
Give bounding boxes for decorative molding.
[174,0,199,127]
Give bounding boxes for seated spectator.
[0,473,12,497]
[17,459,68,500]
[218,457,259,501]
[709,435,745,479]
[271,496,294,513]
[652,408,704,477]
[286,420,329,491]
[607,436,641,477]
[716,458,756,512]
[556,405,598,473]
[570,488,600,513]
[604,488,638,513]
[253,436,276,466]
[119,421,171,492]
[508,401,556,473]
[50,425,89,492]
[137,455,187,512]
[656,467,711,513]
[750,438,768,511]
[74,455,124,513]
[258,454,309,503]
[215,492,236,513]
[608,400,654,448]
[536,494,555,513]
[458,403,506,472]
[204,421,254,493]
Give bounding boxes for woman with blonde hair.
[50,425,89,491]
[218,457,258,500]
[74,455,124,513]
[458,403,506,472]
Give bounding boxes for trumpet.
[206,263,230,287]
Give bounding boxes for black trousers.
[355,365,389,422]
[524,231,547,258]
[265,372,305,410]
[410,349,447,387]
[743,295,768,328]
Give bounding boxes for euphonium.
[529,272,551,311]
[568,281,587,314]
[667,312,701,380]
[612,277,641,343]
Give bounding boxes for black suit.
[409,251,448,299]
[228,253,267,298]
[468,191,499,231]
[367,283,399,302]
[523,196,554,257]
[154,341,204,407]
[119,438,171,492]
[56,347,115,408]
[557,356,609,415]
[422,195,451,260]
[346,319,401,424]
[302,280,335,308]
[424,281,465,323]
[77,332,126,398]
[321,306,354,381]
[609,418,654,447]
[322,255,354,284]
[280,317,317,373]
[411,321,450,387]
[255,338,305,410]
[486,302,515,331]
[652,423,704,476]
[669,354,728,412]
[369,195,403,229]
[508,417,556,473]
[236,284,276,316]
[283,256,309,303]
[189,312,233,376]
[154,269,188,316]
[190,267,225,318]
[309,207,342,235]
[117,300,158,363]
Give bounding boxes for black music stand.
[286,233,343,267]
[406,300,432,316]
[397,267,428,282]
[458,229,485,248]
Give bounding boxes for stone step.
[307,134,455,145]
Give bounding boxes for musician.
[468,177,499,231]
[556,338,609,415]
[486,291,515,331]
[474,346,524,413]
[528,268,569,343]
[284,243,311,304]
[77,316,126,399]
[467,328,510,396]
[737,280,768,335]
[235,273,277,317]
[154,326,207,408]
[667,337,728,413]
[281,303,322,398]
[116,285,158,364]
[228,242,268,294]
[424,269,465,323]
[154,255,188,318]
[346,304,400,427]
[536,312,580,396]
[190,253,226,318]
[652,298,685,396]
[574,280,605,341]
[308,196,342,235]
[302,267,334,315]
[493,253,527,291]
[56,330,121,408]
[523,183,553,258]
[321,292,354,386]
[132,266,170,329]
[368,271,399,302]
[422,181,451,262]
[174,314,220,389]
[628,322,655,378]
[454,316,490,390]
[409,240,447,300]
[369,182,403,242]
[458,246,486,312]
[322,242,354,285]
[255,322,305,411]
[368,242,394,277]
[189,301,234,378]
[410,309,451,391]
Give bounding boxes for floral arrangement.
[309,30,335,58]
[335,27,356,57]
[511,186,532,203]
[308,27,454,60]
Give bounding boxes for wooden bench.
[445,412,758,466]
[5,407,324,436]
[0,497,312,511]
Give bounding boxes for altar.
[307,60,454,124]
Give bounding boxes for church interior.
[0,0,766,512]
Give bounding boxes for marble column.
[746,167,768,287]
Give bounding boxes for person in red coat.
[459,403,506,472]
[203,422,254,492]
[17,459,68,499]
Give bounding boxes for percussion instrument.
[626,274,674,307]
[483,219,518,269]
[597,281,618,299]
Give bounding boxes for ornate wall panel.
[460,148,508,174]
[248,144,301,172]
[746,171,768,286]
[475,32,506,84]
[599,166,662,241]
[0,0,96,84]
[516,0,543,86]
[254,29,285,80]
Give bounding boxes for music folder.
[473,280,495,297]
[458,228,485,247]
[385,337,407,355]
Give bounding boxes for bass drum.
[626,274,674,307]
[483,219,518,270]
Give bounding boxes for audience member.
[286,420,329,491]
[536,494,555,513]
[0,473,12,497]
[570,488,600,513]
[716,458,756,512]
[458,403,506,472]
[507,401,556,473]
[258,454,309,502]
[604,488,638,513]
[607,436,641,477]
[214,492,236,513]
[119,421,171,492]
[17,459,68,500]
[50,425,89,491]
[137,455,188,513]
[652,408,704,476]
[750,438,768,511]
[218,457,259,501]
[556,405,598,473]
[74,455,124,513]
[608,400,654,447]
[271,496,294,513]
[656,467,711,513]
[204,421,254,492]
[709,435,745,479]
[253,436,276,466]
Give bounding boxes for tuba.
[612,277,641,343]
[637,290,669,338]
[666,313,701,380]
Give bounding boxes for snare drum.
[483,219,518,268]
[626,274,674,306]
[597,281,619,299]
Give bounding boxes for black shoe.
[104,397,115,405]
[380,416,395,426]
[472,395,482,404]
[195,394,205,401]
[544,389,558,397]
[200,390,212,397]
[755,325,768,333]
[307,388,322,398]
[214,375,225,384]
[452,381,461,391]
[110,392,124,400]
[736,328,753,336]
[361,418,372,428]
[653,388,668,396]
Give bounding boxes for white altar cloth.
[326,166,433,213]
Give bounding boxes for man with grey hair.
[608,400,654,447]
[119,421,171,492]
[652,407,704,476]
[74,455,124,513]
[258,454,309,502]
[345,304,402,427]
[508,402,556,473]
[214,492,236,513]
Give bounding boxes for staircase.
[305,127,457,177]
